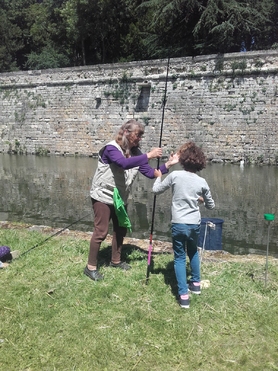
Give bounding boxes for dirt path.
[1,221,277,265]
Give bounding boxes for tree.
[0,0,278,71]
[137,0,276,57]
[25,45,70,69]
[23,0,71,69]
[193,0,276,53]
[0,1,24,72]
[57,0,144,65]
[137,0,203,58]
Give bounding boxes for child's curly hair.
[178,142,206,172]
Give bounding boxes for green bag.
[113,188,132,232]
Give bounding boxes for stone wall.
[1,50,278,164]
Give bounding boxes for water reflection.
[0,154,277,257]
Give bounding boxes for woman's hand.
[147,147,162,159]
[165,152,179,169]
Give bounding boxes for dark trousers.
[87,199,127,266]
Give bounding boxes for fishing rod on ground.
[20,211,92,257]
[146,56,170,284]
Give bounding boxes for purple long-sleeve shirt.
[101,145,168,178]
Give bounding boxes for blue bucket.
[198,218,224,250]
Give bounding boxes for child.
[152,142,215,308]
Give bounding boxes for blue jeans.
[171,223,201,296]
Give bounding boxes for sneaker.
[179,296,190,309]
[84,266,104,281]
[109,261,131,270]
[188,281,201,295]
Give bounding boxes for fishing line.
[146,57,170,283]
[20,211,92,257]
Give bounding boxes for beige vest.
[90,141,139,205]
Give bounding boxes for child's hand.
[198,196,204,204]
[165,152,179,168]
[154,169,162,178]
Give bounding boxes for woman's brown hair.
[115,119,144,157]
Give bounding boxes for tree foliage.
[0,0,277,72]
[0,0,24,71]
[193,0,276,54]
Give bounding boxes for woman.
[84,119,179,281]
[152,142,215,308]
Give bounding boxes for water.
[0,154,277,257]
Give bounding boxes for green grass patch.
[1,227,278,370]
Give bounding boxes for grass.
[1,225,278,371]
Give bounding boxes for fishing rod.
[20,211,92,257]
[146,56,170,284]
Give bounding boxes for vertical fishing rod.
[146,57,170,283]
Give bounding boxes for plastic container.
[198,218,224,250]
[264,214,275,221]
